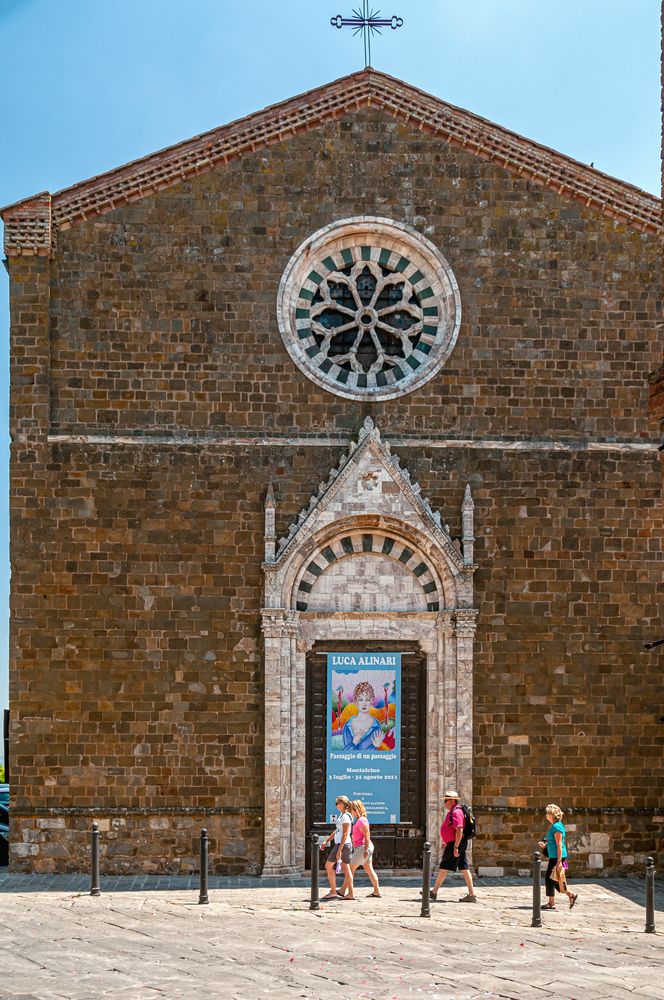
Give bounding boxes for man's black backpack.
[449,803,477,840]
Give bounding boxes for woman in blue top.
[538,803,578,910]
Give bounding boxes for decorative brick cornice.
[2,69,660,256]
[2,192,51,256]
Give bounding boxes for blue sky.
[0,0,660,747]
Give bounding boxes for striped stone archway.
[293,526,442,612]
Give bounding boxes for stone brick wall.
[47,113,658,442]
[13,811,262,875]
[8,107,662,873]
[475,808,662,877]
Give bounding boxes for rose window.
[278,218,462,401]
[309,257,426,379]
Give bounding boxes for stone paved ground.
[0,873,661,1000]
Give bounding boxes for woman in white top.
[319,794,353,900]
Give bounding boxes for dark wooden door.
[305,640,426,869]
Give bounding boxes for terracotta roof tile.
[2,69,660,255]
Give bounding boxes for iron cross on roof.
[331,2,404,68]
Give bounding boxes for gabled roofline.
[2,68,660,255]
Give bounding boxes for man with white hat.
[429,791,477,902]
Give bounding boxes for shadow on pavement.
[597,878,664,912]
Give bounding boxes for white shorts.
[351,842,374,866]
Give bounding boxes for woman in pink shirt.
[429,791,477,902]
[338,800,382,899]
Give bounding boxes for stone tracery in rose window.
[310,260,424,376]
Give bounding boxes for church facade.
[2,71,661,875]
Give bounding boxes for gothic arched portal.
[261,419,478,876]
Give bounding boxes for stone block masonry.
[11,812,262,875]
[8,441,661,873]
[4,82,662,873]
[44,113,658,443]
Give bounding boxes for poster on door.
[326,651,401,824]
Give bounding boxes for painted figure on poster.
[331,677,397,753]
[327,653,401,823]
[341,682,383,751]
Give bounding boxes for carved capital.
[436,610,455,637]
[261,609,300,639]
[454,609,478,638]
[283,612,300,638]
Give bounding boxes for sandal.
[542,903,557,910]
[367,891,382,897]
[320,893,339,901]
[569,893,578,910]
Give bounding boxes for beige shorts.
[351,842,374,866]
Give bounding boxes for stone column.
[417,629,443,856]
[291,633,307,869]
[261,609,301,876]
[454,609,478,807]
[436,612,456,792]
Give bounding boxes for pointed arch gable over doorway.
[261,419,478,875]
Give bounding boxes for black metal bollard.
[645,856,656,934]
[310,833,320,911]
[531,850,542,928]
[198,828,209,905]
[90,821,101,897]
[420,841,432,917]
